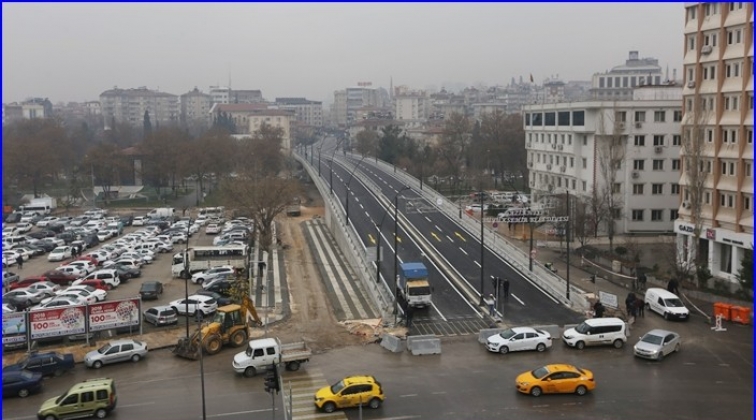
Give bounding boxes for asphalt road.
[3,312,751,420]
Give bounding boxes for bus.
[171,245,247,278]
[199,206,225,219]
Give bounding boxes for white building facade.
[676,2,753,284]
[524,87,684,234]
[99,87,179,129]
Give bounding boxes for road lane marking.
[474,260,481,267]
[459,247,468,255]
[120,402,156,408]
[425,216,432,223]
[399,394,419,397]
[511,293,525,305]
[446,235,453,242]
[208,409,270,418]
[455,232,466,242]
[431,232,441,242]
[435,224,442,232]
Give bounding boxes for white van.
[562,317,627,349]
[644,288,689,321]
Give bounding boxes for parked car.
[3,288,45,306]
[28,230,56,240]
[168,294,218,316]
[58,260,96,275]
[202,278,238,296]
[4,351,75,377]
[47,246,73,262]
[2,370,44,398]
[5,212,22,224]
[315,375,385,413]
[41,270,79,286]
[486,327,553,354]
[132,216,148,226]
[2,271,20,290]
[12,245,44,257]
[194,289,232,306]
[143,305,178,326]
[138,281,163,300]
[205,223,220,234]
[120,215,134,226]
[72,278,110,292]
[84,338,148,368]
[515,364,595,397]
[42,289,96,305]
[633,329,681,361]
[32,296,83,310]
[24,281,61,298]
[9,276,48,290]
[644,288,690,321]
[35,217,60,227]
[191,265,236,285]
[14,222,34,234]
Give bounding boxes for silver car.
[85,338,148,368]
[143,305,178,326]
[633,329,681,361]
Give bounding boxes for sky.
[2,2,684,105]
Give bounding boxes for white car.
[33,296,81,310]
[191,266,236,284]
[25,281,61,298]
[4,289,45,305]
[48,246,73,262]
[169,294,218,317]
[131,216,148,226]
[120,252,152,265]
[486,327,553,354]
[14,222,34,234]
[55,265,87,277]
[205,224,220,234]
[41,237,66,247]
[101,245,124,258]
[633,329,681,361]
[61,260,97,275]
[44,290,96,305]
[97,230,114,242]
[109,258,143,269]
[59,285,107,302]
[36,216,60,227]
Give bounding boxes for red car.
[9,276,48,290]
[74,279,109,291]
[74,255,99,266]
[41,271,78,286]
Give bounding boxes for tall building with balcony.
[676,2,753,284]
[180,88,213,129]
[523,86,683,235]
[274,98,323,127]
[393,86,430,129]
[589,51,666,100]
[99,87,179,129]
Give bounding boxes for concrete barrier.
[406,334,437,347]
[478,328,508,344]
[408,338,441,356]
[379,334,405,353]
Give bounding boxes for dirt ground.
[265,183,369,353]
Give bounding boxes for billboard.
[88,299,140,332]
[29,307,86,339]
[2,311,27,344]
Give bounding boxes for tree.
[84,142,130,204]
[236,122,286,178]
[679,100,711,285]
[143,110,152,139]
[437,112,472,194]
[354,129,379,157]
[377,125,405,164]
[595,106,626,256]
[736,246,753,296]
[184,128,237,204]
[570,196,594,249]
[140,127,190,198]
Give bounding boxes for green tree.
[143,110,152,139]
[737,247,753,294]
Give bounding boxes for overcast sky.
[3,3,684,105]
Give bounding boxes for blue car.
[2,369,43,398]
[4,351,75,377]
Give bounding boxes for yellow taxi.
[515,364,595,397]
[314,375,384,413]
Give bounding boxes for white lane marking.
[425,216,432,223]
[399,394,419,397]
[119,402,156,408]
[435,224,442,232]
[512,293,525,305]
[474,260,481,267]
[208,409,270,418]
[446,235,453,242]
[459,247,468,256]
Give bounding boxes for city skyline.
[2,3,683,104]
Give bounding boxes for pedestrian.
[502,278,510,301]
[635,298,645,318]
[667,278,680,295]
[593,300,605,318]
[405,305,414,329]
[486,293,496,317]
[639,272,647,290]
[625,293,636,318]
[15,255,23,270]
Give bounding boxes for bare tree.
[679,100,710,286]
[3,119,70,197]
[437,112,472,194]
[84,142,130,204]
[571,195,594,249]
[354,129,379,157]
[595,106,626,256]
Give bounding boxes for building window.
[652,159,664,171]
[672,135,681,146]
[634,135,646,146]
[633,160,645,170]
[651,210,664,221]
[568,134,572,145]
[571,179,576,190]
[670,209,679,220]
[672,159,681,170]
[634,111,646,122]
[652,184,664,195]
[582,181,587,191]
[572,111,585,125]
[632,210,644,221]
[673,110,682,122]
[687,6,696,21]
[671,184,680,194]
[570,157,574,168]
[653,135,664,146]
[654,111,666,122]
[582,158,587,169]
[613,183,621,194]
[582,135,587,146]
[705,191,711,204]
[545,112,556,126]
[633,184,645,195]
[558,111,570,126]
[688,36,696,51]
[744,195,752,211]
[616,111,627,122]
[746,162,752,177]
[707,129,714,143]
[748,129,753,144]
[607,77,613,88]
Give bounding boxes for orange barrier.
[730,306,752,325]
[713,302,733,322]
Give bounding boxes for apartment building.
[180,88,213,128]
[99,87,179,129]
[590,51,666,100]
[394,87,431,129]
[275,97,323,127]
[247,109,294,152]
[677,2,753,284]
[523,86,683,234]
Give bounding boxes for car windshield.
[575,322,591,334]
[97,343,112,354]
[142,283,157,291]
[531,366,550,379]
[664,298,684,307]
[499,329,516,340]
[18,369,35,379]
[408,286,431,296]
[641,334,664,345]
[330,380,346,394]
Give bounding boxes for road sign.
[497,216,569,223]
[492,222,498,228]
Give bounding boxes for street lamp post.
[318,146,323,177]
[479,183,485,305]
[393,186,411,325]
[183,221,191,338]
[196,311,207,420]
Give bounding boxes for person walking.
[667,278,680,295]
[405,305,415,329]
[502,277,510,301]
[635,298,645,318]
[15,255,23,270]
[625,293,637,319]
[485,294,496,317]
[593,300,605,318]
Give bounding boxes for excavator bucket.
[173,332,201,360]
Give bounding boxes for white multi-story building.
[589,51,666,100]
[676,2,753,284]
[393,87,430,128]
[247,109,294,152]
[275,98,323,127]
[180,88,213,128]
[208,86,231,105]
[99,87,179,129]
[524,86,683,234]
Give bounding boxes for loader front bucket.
[173,336,200,360]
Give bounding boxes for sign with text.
[599,291,618,309]
[2,311,27,344]
[88,299,141,332]
[497,216,570,223]
[29,307,86,339]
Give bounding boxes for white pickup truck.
[232,337,311,378]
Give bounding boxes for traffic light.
[264,364,280,394]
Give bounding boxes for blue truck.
[397,262,433,308]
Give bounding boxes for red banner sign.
[29,307,86,339]
[88,299,141,331]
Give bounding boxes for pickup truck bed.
[280,341,311,363]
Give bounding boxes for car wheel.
[575,341,585,350]
[244,366,257,378]
[287,361,300,371]
[106,284,112,291]
[498,346,509,354]
[657,352,664,361]
[93,360,103,369]
[530,386,542,397]
[323,402,337,413]
[575,385,588,396]
[131,354,141,362]
[664,312,670,320]
[536,343,546,352]
[230,330,247,347]
[94,408,107,419]
[204,334,222,355]
[171,306,180,315]
[54,368,63,377]
[17,387,31,398]
[613,339,624,349]
[368,397,381,409]
[25,299,32,306]
[675,343,681,352]
[44,415,57,420]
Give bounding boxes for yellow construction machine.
[173,294,262,360]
